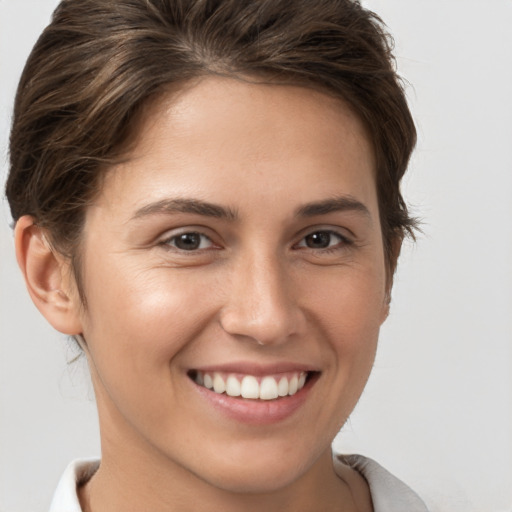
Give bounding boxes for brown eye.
[304,231,332,249]
[166,232,213,251]
[300,230,346,250]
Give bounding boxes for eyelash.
[160,231,216,252]
[294,230,352,253]
[159,229,352,254]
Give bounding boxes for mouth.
[187,369,318,401]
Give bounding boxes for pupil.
[176,233,200,250]
[306,232,330,248]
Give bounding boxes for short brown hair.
[6,0,417,299]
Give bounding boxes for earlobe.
[14,215,82,335]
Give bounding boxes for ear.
[14,215,82,335]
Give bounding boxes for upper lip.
[190,361,320,376]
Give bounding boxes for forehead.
[93,76,377,220]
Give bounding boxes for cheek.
[80,255,222,377]
[303,264,387,338]
[79,262,223,432]
[301,266,384,391]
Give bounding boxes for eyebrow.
[131,198,238,221]
[295,195,371,220]
[131,195,371,222]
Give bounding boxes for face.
[75,77,389,493]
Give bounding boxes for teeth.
[203,373,213,389]
[194,371,309,400]
[241,375,259,399]
[226,375,241,397]
[277,376,289,397]
[213,373,226,394]
[288,374,298,395]
[260,376,278,400]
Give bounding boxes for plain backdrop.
[1,1,511,511]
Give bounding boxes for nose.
[219,252,305,346]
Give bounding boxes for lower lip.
[190,375,318,425]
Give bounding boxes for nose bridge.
[220,246,301,345]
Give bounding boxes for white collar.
[49,458,99,512]
[334,454,429,512]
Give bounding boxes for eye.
[296,230,349,250]
[163,232,214,251]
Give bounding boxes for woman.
[6,0,427,510]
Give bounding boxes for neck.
[79,442,367,512]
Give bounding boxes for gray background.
[1,1,511,511]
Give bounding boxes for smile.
[190,371,310,400]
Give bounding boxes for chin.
[202,465,306,495]
[187,443,319,495]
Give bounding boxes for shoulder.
[333,453,430,512]
[49,459,99,512]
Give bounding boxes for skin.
[16,77,393,511]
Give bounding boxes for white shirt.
[49,454,429,511]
